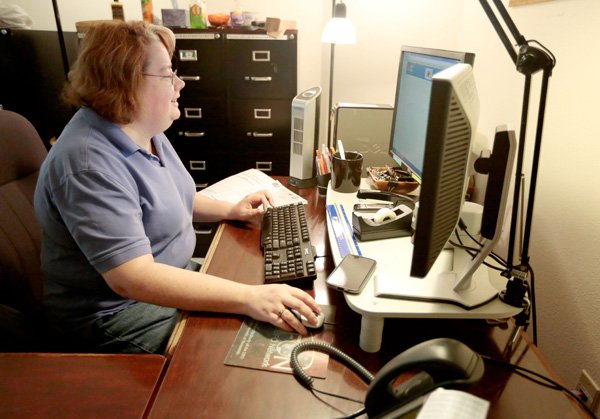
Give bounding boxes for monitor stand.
[374,244,500,309]
[374,125,517,310]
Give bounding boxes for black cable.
[481,355,597,418]
[526,263,537,346]
[454,221,508,268]
[449,240,506,272]
[290,341,373,419]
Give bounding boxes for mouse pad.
[224,305,336,378]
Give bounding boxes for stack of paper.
[199,169,307,207]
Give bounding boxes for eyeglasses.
[142,69,178,85]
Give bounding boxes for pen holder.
[316,173,331,196]
[332,151,363,193]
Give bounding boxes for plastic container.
[190,0,207,29]
[141,0,152,23]
[111,1,125,21]
[230,0,243,27]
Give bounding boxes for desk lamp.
[322,0,356,147]
[479,0,556,345]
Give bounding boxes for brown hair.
[63,21,176,124]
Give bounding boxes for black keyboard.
[260,203,317,288]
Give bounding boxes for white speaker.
[289,86,321,188]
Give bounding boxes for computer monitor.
[376,62,516,309]
[389,46,475,182]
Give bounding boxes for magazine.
[224,306,336,378]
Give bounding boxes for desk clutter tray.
[366,166,419,194]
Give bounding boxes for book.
[199,169,307,207]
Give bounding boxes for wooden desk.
[0,353,165,418]
[149,177,585,419]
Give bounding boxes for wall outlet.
[575,369,600,413]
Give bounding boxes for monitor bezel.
[388,45,476,182]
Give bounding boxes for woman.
[34,21,320,354]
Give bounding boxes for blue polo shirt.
[34,107,196,331]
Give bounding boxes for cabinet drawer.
[235,151,290,176]
[231,99,291,148]
[174,33,225,95]
[184,153,229,189]
[167,126,229,153]
[225,34,297,99]
[178,97,226,126]
[192,222,218,257]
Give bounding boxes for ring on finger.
[277,308,286,318]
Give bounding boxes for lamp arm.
[478,0,518,63]
[520,68,552,266]
[479,0,556,348]
[491,0,527,46]
[51,0,69,80]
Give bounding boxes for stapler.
[352,189,416,241]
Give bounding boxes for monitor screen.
[389,46,475,181]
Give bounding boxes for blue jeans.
[90,302,180,354]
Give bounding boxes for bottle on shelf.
[189,0,207,29]
[141,0,152,23]
[111,0,125,21]
[230,0,243,28]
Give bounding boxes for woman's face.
[135,40,185,135]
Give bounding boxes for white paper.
[198,169,307,207]
[417,388,490,419]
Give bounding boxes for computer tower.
[289,86,321,188]
[332,103,397,175]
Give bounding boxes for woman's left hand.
[229,190,274,222]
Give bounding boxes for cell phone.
[326,255,377,294]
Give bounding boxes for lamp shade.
[321,2,356,44]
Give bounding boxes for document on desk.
[416,388,489,419]
[199,169,307,207]
[224,318,332,378]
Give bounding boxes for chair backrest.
[0,109,48,350]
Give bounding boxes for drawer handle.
[252,50,270,62]
[189,161,206,171]
[185,108,202,119]
[195,183,209,190]
[244,76,272,82]
[180,75,201,81]
[182,131,206,138]
[253,109,272,119]
[256,161,272,171]
[194,226,214,235]
[247,131,273,138]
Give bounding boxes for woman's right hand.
[243,283,321,335]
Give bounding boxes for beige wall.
[13,0,600,389]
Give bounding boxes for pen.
[337,140,345,159]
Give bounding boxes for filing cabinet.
[167,29,298,190]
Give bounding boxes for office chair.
[0,109,48,351]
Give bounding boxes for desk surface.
[149,177,584,419]
[0,353,165,418]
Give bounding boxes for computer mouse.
[291,309,325,329]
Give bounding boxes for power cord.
[290,341,373,419]
[480,354,597,418]
[291,340,595,418]
[453,219,538,345]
